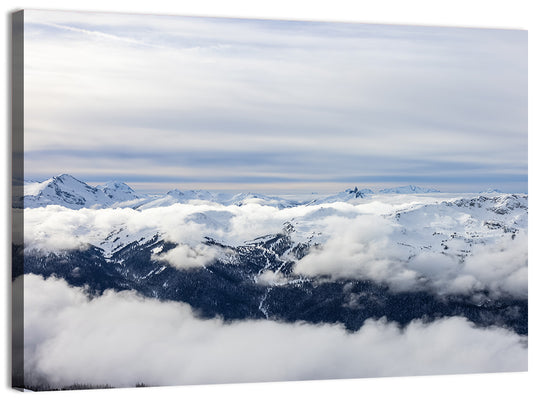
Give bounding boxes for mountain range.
[21,174,457,210]
[17,174,528,337]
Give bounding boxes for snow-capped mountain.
[379,185,440,194]
[23,175,304,210]
[387,194,527,275]
[480,188,504,194]
[24,174,145,209]
[228,192,300,208]
[311,186,374,204]
[22,180,450,210]
[140,189,300,209]
[96,181,144,202]
[25,176,458,210]
[136,189,230,209]
[24,174,114,209]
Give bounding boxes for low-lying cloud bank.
[23,195,528,299]
[23,274,527,389]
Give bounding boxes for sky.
[23,10,528,193]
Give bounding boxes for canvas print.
[12,9,527,391]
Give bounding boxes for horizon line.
[21,173,528,195]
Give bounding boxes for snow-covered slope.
[137,189,226,209]
[137,190,299,209]
[24,174,145,209]
[227,192,299,208]
[24,174,115,209]
[480,188,504,194]
[24,175,302,210]
[386,194,527,266]
[25,176,455,210]
[311,187,374,204]
[96,181,143,202]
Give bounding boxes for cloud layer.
[23,274,527,388]
[23,194,528,299]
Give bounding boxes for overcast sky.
[23,10,527,193]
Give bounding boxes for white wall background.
[1,1,531,398]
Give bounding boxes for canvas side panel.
[11,9,24,390]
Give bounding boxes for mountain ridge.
[19,175,528,338]
[23,174,473,210]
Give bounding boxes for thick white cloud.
[23,274,526,389]
[294,220,528,298]
[23,201,320,253]
[151,243,222,269]
[459,232,528,297]
[23,204,215,253]
[255,270,289,286]
[293,215,418,290]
